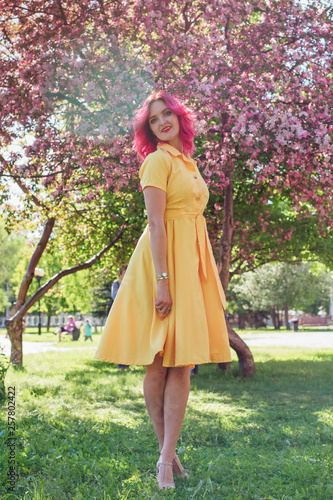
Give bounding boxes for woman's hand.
[155,280,173,320]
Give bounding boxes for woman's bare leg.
[143,354,168,452]
[144,356,191,488]
[160,366,190,463]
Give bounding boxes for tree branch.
[182,2,191,32]
[0,155,50,210]
[56,0,68,25]
[45,91,86,108]
[97,0,106,15]
[10,224,126,323]
[16,217,56,308]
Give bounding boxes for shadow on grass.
[2,351,332,499]
[3,411,158,499]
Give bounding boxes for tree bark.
[219,167,233,295]
[270,306,281,330]
[284,305,290,330]
[6,318,24,366]
[270,306,276,329]
[6,217,55,365]
[47,314,51,332]
[217,321,255,377]
[218,163,255,377]
[238,314,246,329]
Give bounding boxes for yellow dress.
[94,143,231,367]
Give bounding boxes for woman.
[95,91,231,489]
[56,315,76,342]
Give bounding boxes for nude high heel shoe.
[172,453,189,479]
[157,453,189,479]
[156,461,175,490]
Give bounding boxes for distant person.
[108,265,129,370]
[318,307,327,318]
[111,265,128,302]
[84,319,93,342]
[55,316,76,342]
[291,314,299,332]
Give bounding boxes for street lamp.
[34,268,45,335]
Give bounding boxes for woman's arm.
[143,186,172,320]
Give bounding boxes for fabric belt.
[164,210,207,279]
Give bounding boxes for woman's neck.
[165,137,184,155]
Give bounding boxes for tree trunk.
[218,162,255,377]
[6,220,125,366]
[270,306,277,329]
[217,321,255,377]
[6,218,56,365]
[270,306,281,330]
[284,305,290,330]
[254,311,266,329]
[6,318,24,366]
[238,314,246,329]
[47,314,51,332]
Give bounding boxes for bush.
[0,346,10,401]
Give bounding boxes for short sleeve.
[139,151,170,192]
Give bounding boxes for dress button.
[194,176,197,179]
[196,197,200,201]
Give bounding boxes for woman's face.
[148,99,180,144]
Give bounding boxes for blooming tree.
[129,0,333,375]
[0,0,150,364]
[1,0,332,374]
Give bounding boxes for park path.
[238,331,333,349]
[1,331,333,358]
[0,335,96,357]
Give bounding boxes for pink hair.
[133,91,196,160]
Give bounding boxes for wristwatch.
[157,272,169,281]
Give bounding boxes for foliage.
[0,347,332,498]
[11,245,94,316]
[229,262,332,316]
[0,346,9,401]
[0,0,332,275]
[0,220,25,314]
[0,1,332,369]
[207,188,333,277]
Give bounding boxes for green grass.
[1,347,333,499]
[22,332,101,346]
[0,329,102,345]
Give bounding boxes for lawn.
[0,327,103,344]
[0,347,332,499]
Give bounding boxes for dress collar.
[157,142,195,164]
